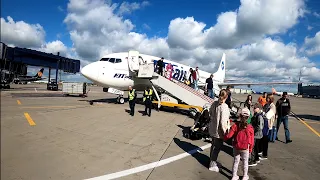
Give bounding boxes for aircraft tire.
[118,97,125,104]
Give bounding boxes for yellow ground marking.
[291,112,320,138]
[17,100,21,105]
[24,113,36,126]
[19,105,87,109]
[303,121,320,125]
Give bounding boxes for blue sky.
[1,0,320,92]
[3,0,319,50]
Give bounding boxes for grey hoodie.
[252,111,264,139]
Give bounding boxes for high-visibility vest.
[128,89,135,101]
[143,89,153,102]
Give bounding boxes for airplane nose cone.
[81,64,97,81]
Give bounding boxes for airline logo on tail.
[221,61,224,70]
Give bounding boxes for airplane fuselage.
[81,52,223,93]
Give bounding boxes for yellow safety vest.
[143,89,153,102]
[128,89,135,101]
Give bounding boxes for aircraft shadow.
[295,114,320,121]
[79,98,194,117]
[173,138,232,179]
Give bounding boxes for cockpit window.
[100,58,109,61]
[108,58,115,63]
[100,57,121,63]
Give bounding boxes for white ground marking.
[85,143,212,180]
[34,88,37,92]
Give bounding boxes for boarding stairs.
[127,51,215,111]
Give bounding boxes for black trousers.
[261,135,269,157]
[251,138,261,161]
[158,69,163,76]
[145,100,152,116]
[129,100,135,116]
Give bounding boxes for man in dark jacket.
[275,92,292,143]
[157,57,165,76]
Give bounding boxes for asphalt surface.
[1,84,319,180]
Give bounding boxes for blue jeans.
[194,80,198,90]
[276,115,291,141]
[208,89,214,99]
[268,126,277,142]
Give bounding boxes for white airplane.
[272,88,295,96]
[80,51,299,103]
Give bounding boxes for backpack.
[235,124,252,150]
[261,113,269,136]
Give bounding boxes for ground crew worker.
[143,86,153,117]
[128,86,137,116]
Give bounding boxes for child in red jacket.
[224,108,254,180]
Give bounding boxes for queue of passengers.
[207,89,292,180]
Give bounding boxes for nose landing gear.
[117,95,125,104]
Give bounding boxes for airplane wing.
[217,81,300,87]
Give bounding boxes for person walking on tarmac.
[128,86,137,116]
[143,86,153,117]
[275,92,292,144]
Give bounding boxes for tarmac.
[1,84,319,180]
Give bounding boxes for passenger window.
[115,59,122,63]
[100,58,109,61]
[109,58,115,63]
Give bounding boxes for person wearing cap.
[224,107,254,180]
[248,103,264,167]
[275,92,292,143]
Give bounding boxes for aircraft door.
[128,51,140,72]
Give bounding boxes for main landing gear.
[117,95,125,104]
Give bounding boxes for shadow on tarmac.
[295,114,320,121]
[173,137,233,179]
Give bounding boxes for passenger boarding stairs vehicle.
[127,51,216,114]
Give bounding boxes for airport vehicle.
[80,51,298,112]
[13,68,46,84]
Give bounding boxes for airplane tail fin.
[272,88,277,94]
[35,68,44,78]
[213,53,226,83]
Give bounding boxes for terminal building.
[298,83,320,98]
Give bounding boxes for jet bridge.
[127,50,215,112]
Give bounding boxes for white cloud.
[302,31,320,56]
[314,12,320,18]
[1,0,319,87]
[167,17,206,50]
[205,0,306,49]
[308,26,313,30]
[0,16,45,48]
[118,1,150,15]
[39,40,68,56]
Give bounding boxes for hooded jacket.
[208,101,230,138]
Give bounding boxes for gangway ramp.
[150,72,215,110]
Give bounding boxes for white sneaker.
[208,161,219,172]
[258,152,262,156]
[209,165,219,172]
[242,175,249,180]
[231,175,239,180]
